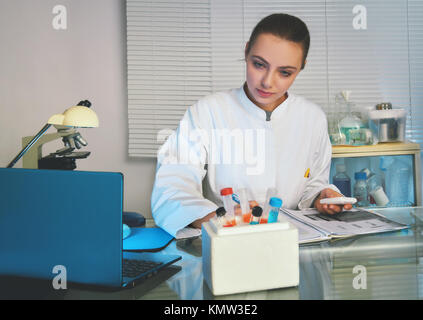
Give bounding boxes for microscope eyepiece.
[77,100,91,108]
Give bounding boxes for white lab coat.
[151,86,338,237]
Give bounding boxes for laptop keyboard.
[122,259,164,278]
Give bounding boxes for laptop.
[0,168,181,289]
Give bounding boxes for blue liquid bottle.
[332,164,351,197]
[267,197,283,223]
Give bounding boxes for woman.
[151,13,351,237]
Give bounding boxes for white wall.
[0,0,156,218]
[1,0,421,215]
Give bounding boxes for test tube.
[237,188,250,225]
[262,187,278,223]
[215,206,227,227]
[267,197,283,223]
[249,206,263,225]
[220,188,236,226]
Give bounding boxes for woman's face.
[245,33,304,111]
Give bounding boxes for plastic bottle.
[249,206,263,225]
[354,172,369,207]
[379,157,390,190]
[387,159,411,206]
[237,188,249,225]
[361,168,389,206]
[332,164,351,197]
[220,188,236,226]
[267,197,283,223]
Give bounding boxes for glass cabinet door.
[330,154,416,208]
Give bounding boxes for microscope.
[22,126,91,170]
[8,100,97,170]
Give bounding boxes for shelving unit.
[331,142,421,206]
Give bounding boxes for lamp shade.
[47,106,99,128]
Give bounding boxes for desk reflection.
[152,208,423,300]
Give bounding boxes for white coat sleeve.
[151,105,218,237]
[298,117,340,209]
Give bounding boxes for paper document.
[280,214,327,244]
[281,208,408,244]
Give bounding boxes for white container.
[368,109,406,143]
[202,217,299,296]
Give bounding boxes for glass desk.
[1,207,422,300]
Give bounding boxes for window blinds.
[127,0,212,157]
[127,0,423,158]
[408,0,423,146]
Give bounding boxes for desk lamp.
[7,100,99,170]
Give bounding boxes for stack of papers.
[280,208,408,244]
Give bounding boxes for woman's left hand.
[314,188,353,215]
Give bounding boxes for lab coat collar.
[238,84,293,122]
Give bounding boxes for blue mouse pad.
[123,227,174,252]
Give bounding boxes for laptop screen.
[0,168,123,287]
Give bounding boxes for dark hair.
[245,13,310,70]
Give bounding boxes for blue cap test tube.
[267,197,283,223]
[262,187,278,222]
